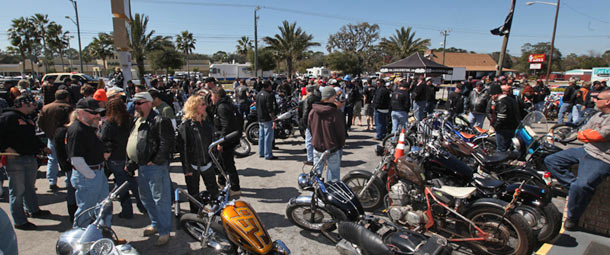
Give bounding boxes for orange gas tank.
[221,200,273,254]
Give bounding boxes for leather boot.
[67,203,78,223]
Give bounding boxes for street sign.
[528,54,546,63]
[530,63,542,70]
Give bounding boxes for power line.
[562,2,610,24]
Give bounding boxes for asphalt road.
[0,120,571,255]
[0,124,380,255]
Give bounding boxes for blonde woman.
[176,95,219,212]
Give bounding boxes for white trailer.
[592,67,610,83]
[442,67,466,82]
[306,66,331,78]
[209,63,272,80]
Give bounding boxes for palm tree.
[130,13,172,84]
[31,13,50,72]
[264,21,319,78]
[236,36,252,58]
[87,33,114,75]
[8,17,38,75]
[46,22,70,71]
[380,26,430,60]
[175,30,196,77]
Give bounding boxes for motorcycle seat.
[475,126,489,134]
[474,177,504,189]
[479,151,520,166]
[460,132,477,139]
[433,186,477,199]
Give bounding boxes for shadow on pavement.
[256,212,294,229]
[341,160,366,168]
[240,168,285,178]
[554,233,579,247]
[129,230,199,255]
[240,186,299,204]
[298,229,335,246]
[112,213,151,229]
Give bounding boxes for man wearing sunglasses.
[66,97,107,228]
[125,92,175,246]
[545,89,610,231]
[0,95,51,230]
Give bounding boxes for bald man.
[545,89,610,231]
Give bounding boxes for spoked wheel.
[233,137,251,158]
[179,213,236,253]
[286,202,346,232]
[342,173,386,212]
[465,207,534,255]
[245,123,259,145]
[550,124,578,144]
[516,204,561,243]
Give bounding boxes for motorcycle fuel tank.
[221,200,273,254]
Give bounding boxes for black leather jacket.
[126,110,175,170]
[177,119,213,175]
[213,96,239,147]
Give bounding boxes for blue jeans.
[0,208,18,255]
[258,121,274,159]
[305,128,313,162]
[46,139,59,185]
[65,170,75,206]
[391,110,408,134]
[313,150,341,182]
[468,112,486,128]
[71,168,111,228]
[557,103,573,124]
[572,104,584,124]
[414,101,427,121]
[138,163,172,235]
[495,129,514,152]
[6,156,40,225]
[109,160,144,216]
[374,110,388,140]
[544,147,610,220]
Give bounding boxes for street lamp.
[526,0,560,84]
[66,0,84,73]
[254,6,261,78]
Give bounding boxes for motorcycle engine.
[387,180,428,227]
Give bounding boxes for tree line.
[6,13,610,80]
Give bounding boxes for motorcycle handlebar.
[110,182,130,201]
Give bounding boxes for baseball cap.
[76,97,105,113]
[93,89,108,102]
[205,77,217,83]
[133,92,153,102]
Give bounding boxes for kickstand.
[320,222,340,244]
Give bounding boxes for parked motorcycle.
[286,150,364,241]
[56,182,139,255]
[386,153,535,254]
[174,131,290,254]
[549,109,596,144]
[245,107,299,145]
[336,216,451,255]
[542,94,560,121]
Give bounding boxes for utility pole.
[440,29,451,65]
[68,0,84,73]
[254,6,261,78]
[546,0,560,83]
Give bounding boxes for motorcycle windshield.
[518,111,548,137]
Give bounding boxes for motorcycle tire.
[382,133,413,154]
[179,213,237,254]
[342,172,386,212]
[245,122,259,145]
[500,172,548,189]
[285,202,347,232]
[550,123,578,144]
[537,203,562,243]
[234,137,251,158]
[464,206,534,255]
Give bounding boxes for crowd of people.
[0,70,609,253]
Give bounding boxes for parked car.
[41,72,99,86]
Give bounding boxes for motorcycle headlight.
[297,173,310,190]
[272,240,291,254]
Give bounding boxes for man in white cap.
[125,92,175,246]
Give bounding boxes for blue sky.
[2,0,609,57]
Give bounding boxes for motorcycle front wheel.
[464,207,534,255]
[516,203,561,244]
[550,123,578,144]
[285,203,346,232]
[342,173,386,212]
[234,137,251,158]
[245,122,259,145]
[179,213,236,253]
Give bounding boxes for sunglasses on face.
[593,95,610,100]
[134,101,147,105]
[85,110,100,115]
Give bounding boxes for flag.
[491,0,517,36]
